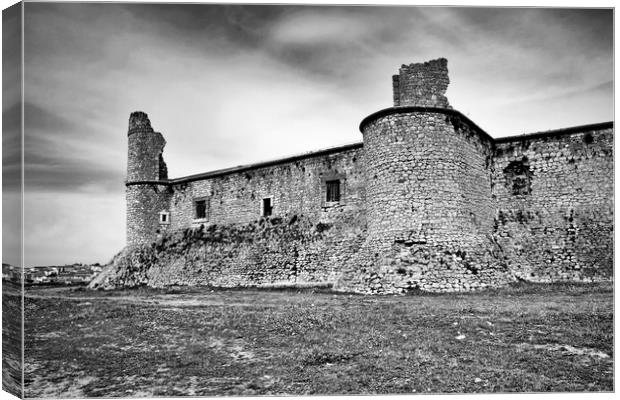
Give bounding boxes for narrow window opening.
[326,180,341,202]
[195,200,207,219]
[159,211,170,225]
[262,198,272,217]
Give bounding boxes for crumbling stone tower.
[346,58,511,292]
[126,111,171,246]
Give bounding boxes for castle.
[120,58,613,294]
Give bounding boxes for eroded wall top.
[392,58,451,108]
[126,111,167,182]
[128,111,154,135]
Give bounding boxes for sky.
[1,3,614,267]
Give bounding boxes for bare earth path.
[24,282,613,397]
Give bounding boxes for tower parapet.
[392,58,451,108]
[126,111,168,183]
[128,111,154,135]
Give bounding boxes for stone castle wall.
[113,58,613,293]
[168,145,365,229]
[147,212,366,288]
[135,145,369,288]
[91,212,367,290]
[493,124,614,282]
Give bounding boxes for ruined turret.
[392,58,451,108]
[126,112,172,246]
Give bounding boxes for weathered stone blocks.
[493,127,614,282]
[392,58,451,108]
[93,214,366,290]
[126,111,171,246]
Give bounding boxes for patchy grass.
[24,281,613,397]
[3,281,22,398]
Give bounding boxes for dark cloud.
[255,7,423,79]
[22,101,125,193]
[3,102,21,186]
[24,101,74,135]
[24,161,125,194]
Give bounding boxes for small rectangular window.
[326,180,341,202]
[262,198,272,217]
[159,211,170,225]
[195,200,207,219]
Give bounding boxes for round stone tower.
[126,111,172,246]
[340,58,512,293]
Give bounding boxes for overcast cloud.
[3,4,612,266]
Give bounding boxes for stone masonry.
[493,126,613,282]
[393,58,451,108]
[95,58,613,293]
[126,112,172,246]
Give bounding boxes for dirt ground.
[23,282,613,397]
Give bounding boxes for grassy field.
[24,282,613,397]
[3,281,23,398]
